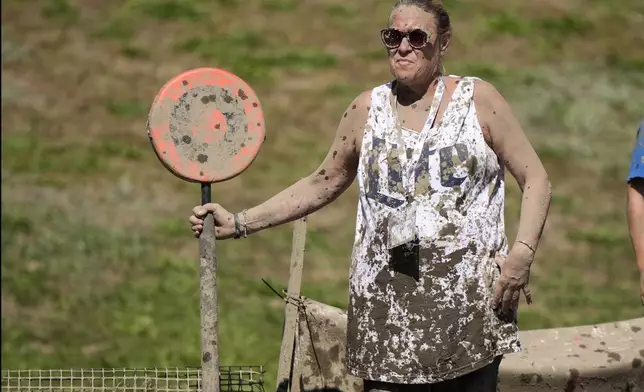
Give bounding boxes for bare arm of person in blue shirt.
[626,120,644,306]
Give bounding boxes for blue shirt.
[627,120,644,183]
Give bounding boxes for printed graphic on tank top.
[346,76,521,384]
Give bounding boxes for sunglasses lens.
[408,30,427,48]
[382,29,404,48]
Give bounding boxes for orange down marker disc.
[147,68,266,183]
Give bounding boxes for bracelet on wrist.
[516,240,535,254]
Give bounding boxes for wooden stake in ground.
[276,217,308,392]
[146,68,267,392]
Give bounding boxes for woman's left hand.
[492,244,535,318]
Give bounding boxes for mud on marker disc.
[147,67,266,183]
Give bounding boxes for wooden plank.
[275,217,308,392]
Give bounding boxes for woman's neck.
[396,73,442,106]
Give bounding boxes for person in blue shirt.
[627,120,644,306]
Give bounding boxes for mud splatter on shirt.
[346,76,521,384]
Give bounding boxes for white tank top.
[346,76,521,384]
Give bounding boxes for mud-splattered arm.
[241,91,372,234]
[475,80,552,254]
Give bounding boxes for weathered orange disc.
[147,68,265,183]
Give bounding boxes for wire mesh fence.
[1,366,265,392]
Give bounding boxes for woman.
[189,1,551,390]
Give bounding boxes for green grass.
[1,206,346,372]
[94,18,137,40]
[132,0,205,21]
[41,0,79,23]
[174,33,338,83]
[2,0,644,391]
[326,3,359,18]
[262,0,298,12]
[120,45,150,59]
[487,12,593,38]
[2,133,144,176]
[105,99,149,118]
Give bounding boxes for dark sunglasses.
[380,28,430,50]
